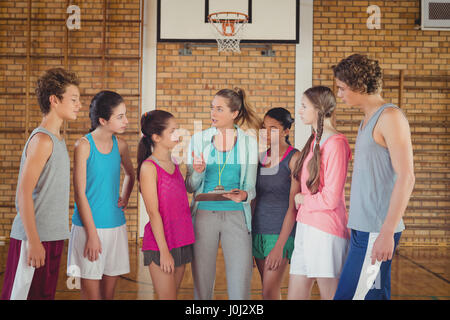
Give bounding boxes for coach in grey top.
[347,104,405,234]
[11,127,70,242]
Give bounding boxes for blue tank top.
[347,104,406,233]
[72,133,126,228]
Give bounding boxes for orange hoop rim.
[208,12,249,37]
[207,12,249,24]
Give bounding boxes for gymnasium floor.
[0,241,448,300]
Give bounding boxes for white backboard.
[157,0,300,43]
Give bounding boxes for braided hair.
[292,86,336,194]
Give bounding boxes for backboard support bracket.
[178,43,275,56]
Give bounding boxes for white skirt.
[290,223,349,278]
[67,224,130,280]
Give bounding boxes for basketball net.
[208,12,248,53]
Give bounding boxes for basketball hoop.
[207,12,248,53]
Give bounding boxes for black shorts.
[143,244,193,267]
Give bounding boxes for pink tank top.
[142,158,195,251]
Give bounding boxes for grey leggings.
[192,209,253,300]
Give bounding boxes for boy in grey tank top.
[1,68,81,300]
[331,54,415,300]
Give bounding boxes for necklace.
[213,129,237,189]
[216,147,234,187]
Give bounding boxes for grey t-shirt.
[10,127,70,241]
[252,147,298,236]
[347,104,406,233]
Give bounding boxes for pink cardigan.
[297,133,351,239]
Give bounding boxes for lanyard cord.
[217,146,234,186]
[215,130,237,186]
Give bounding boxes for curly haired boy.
[332,54,415,300]
[2,68,81,300]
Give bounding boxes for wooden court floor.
[0,240,448,300]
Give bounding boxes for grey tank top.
[347,104,405,233]
[252,147,298,236]
[10,127,70,241]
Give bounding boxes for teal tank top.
[198,140,244,212]
[72,133,126,228]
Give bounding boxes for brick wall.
[155,43,297,211]
[154,1,449,246]
[0,0,142,241]
[312,0,449,245]
[155,43,297,149]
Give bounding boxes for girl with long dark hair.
[68,90,135,300]
[138,110,194,299]
[252,107,300,299]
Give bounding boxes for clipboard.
[195,190,240,201]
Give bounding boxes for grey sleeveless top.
[10,127,70,241]
[252,147,298,236]
[347,104,406,233]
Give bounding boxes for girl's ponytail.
[292,133,315,190]
[136,110,174,183]
[215,87,262,133]
[234,87,262,132]
[305,112,324,194]
[137,134,154,183]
